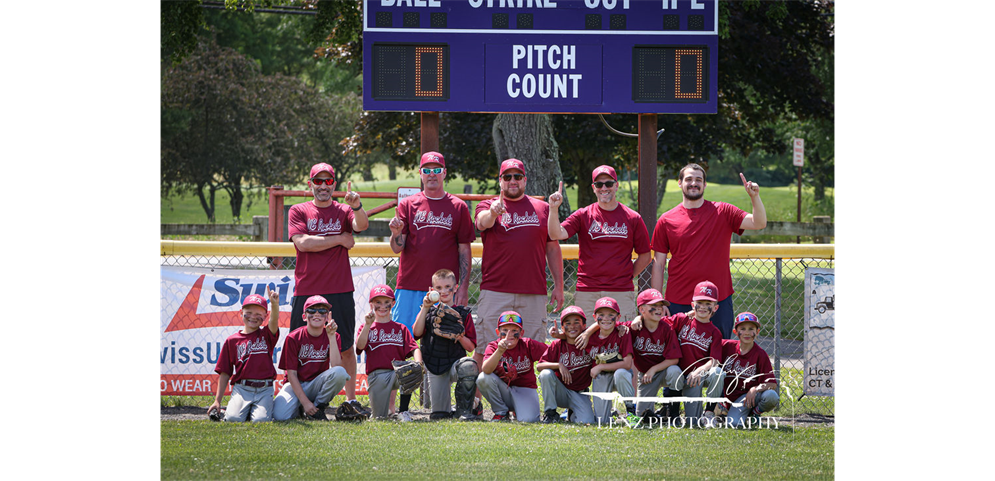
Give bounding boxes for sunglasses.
[498,313,523,326]
[736,313,758,323]
[420,167,444,175]
[306,308,330,315]
[311,178,335,186]
[593,181,616,188]
[501,174,525,181]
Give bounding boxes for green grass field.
[161,418,833,480]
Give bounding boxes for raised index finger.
[347,181,353,192]
[739,173,748,187]
[558,181,563,195]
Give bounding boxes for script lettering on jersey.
[633,335,666,356]
[368,327,406,350]
[502,354,533,375]
[558,349,593,371]
[679,324,714,351]
[306,217,343,235]
[499,210,540,230]
[298,344,329,364]
[413,209,454,230]
[588,221,629,240]
[590,341,620,358]
[236,337,271,362]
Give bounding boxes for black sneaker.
[491,412,511,422]
[542,409,562,424]
[307,404,329,421]
[472,400,483,417]
[429,411,452,420]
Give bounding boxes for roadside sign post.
[793,138,804,243]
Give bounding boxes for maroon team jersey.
[621,320,682,374]
[475,196,552,295]
[395,192,476,291]
[720,339,777,402]
[357,321,418,372]
[278,327,343,383]
[561,202,650,292]
[288,200,356,296]
[651,201,747,305]
[215,328,278,384]
[483,337,548,389]
[539,339,595,391]
[669,313,724,372]
[587,328,634,365]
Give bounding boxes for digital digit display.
[632,46,708,103]
[371,43,450,101]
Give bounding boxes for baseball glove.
[208,407,225,422]
[335,401,366,422]
[428,303,465,341]
[392,360,425,395]
[595,351,623,365]
[493,359,518,386]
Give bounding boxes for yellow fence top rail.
[161,241,834,260]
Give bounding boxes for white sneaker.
[398,411,413,422]
[702,411,716,429]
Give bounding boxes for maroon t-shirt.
[475,195,551,295]
[278,327,343,383]
[587,327,634,365]
[561,202,650,291]
[621,320,682,374]
[357,321,418,372]
[669,312,724,373]
[720,339,777,402]
[288,200,356,296]
[395,192,476,291]
[215,328,278,384]
[483,337,548,389]
[539,339,595,391]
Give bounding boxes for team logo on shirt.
[298,344,329,364]
[412,210,454,230]
[502,355,532,374]
[499,210,540,231]
[679,325,714,351]
[558,350,593,370]
[588,221,629,240]
[235,338,271,362]
[368,327,406,349]
[724,356,757,379]
[633,336,666,355]
[306,217,343,235]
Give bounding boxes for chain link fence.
[162,245,833,418]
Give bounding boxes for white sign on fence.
[803,267,834,396]
[160,265,386,396]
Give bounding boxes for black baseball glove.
[392,360,425,395]
[428,303,465,341]
[335,401,366,422]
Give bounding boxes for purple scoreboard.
[362,0,718,114]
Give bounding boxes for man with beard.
[287,162,369,411]
[474,158,564,371]
[547,165,651,324]
[650,163,766,340]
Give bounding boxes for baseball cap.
[559,306,587,322]
[499,158,525,176]
[591,165,618,182]
[310,162,335,180]
[303,295,331,311]
[593,297,620,315]
[369,284,395,301]
[735,312,761,329]
[242,294,268,310]
[636,288,670,307]
[497,311,524,329]
[692,281,719,302]
[420,151,445,168]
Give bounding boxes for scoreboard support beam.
[638,113,658,250]
[421,112,440,155]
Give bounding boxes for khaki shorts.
[475,290,551,353]
[573,290,637,324]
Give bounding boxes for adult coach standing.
[288,162,368,405]
[474,159,564,365]
[547,165,651,323]
[650,163,766,339]
[388,152,475,326]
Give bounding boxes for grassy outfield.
[160,165,833,226]
[161,419,833,480]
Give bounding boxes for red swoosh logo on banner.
[165,275,291,332]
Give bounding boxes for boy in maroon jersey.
[273,295,350,421]
[208,289,280,422]
[355,284,423,420]
[668,281,726,427]
[536,306,597,424]
[720,312,779,427]
[476,311,547,422]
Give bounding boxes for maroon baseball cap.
[420,151,445,168]
[499,158,525,176]
[242,294,268,311]
[559,306,587,322]
[692,281,719,302]
[735,312,761,330]
[591,165,618,182]
[303,295,331,312]
[309,162,335,180]
[593,297,620,315]
[369,284,395,301]
[636,288,669,307]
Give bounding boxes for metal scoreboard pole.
[362,0,720,229]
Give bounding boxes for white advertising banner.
[160,266,385,396]
[803,268,834,396]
